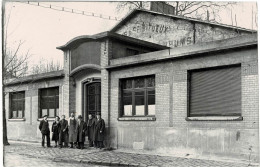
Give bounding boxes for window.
[10,91,25,119]
[121,75,155,117]
[39,87,59,118]
[188,65,241,117]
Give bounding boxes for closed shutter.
[189,65,241,116]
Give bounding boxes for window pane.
[123,96,132,116]
[134,78,145,88]
[18,110,23,118]
[123,79,132,89]
[148,91,155,115]
[135,91,145,115]
[147,77,155,87]
[49,109,55,117]
[88,85,96,94]
[42,109,48,117]
[97,95,101,111]
[12,111,17,118]
[48,102,55,109]
[88,95,96,111]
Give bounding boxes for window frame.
[187,64,242,118]
[39,87,59,118]
[120,75,155,118]
[9,91,25,119]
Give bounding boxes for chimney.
[150,2,175,15]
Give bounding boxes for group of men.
[39,112,105,149]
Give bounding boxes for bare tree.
[30,58,62,75]
[2,3,30,146]
[116,1,236,22]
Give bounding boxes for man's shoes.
[42,146,45,148]
[47,145,51,148]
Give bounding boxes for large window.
[121,75,155,117]
[10,91,25,119]
[188,64,241,117]
[39,87,59,118]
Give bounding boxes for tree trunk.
[2,1,9,146]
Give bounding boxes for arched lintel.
[70,64,101,77]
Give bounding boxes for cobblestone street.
[3,141,259,167]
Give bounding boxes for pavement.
[3,140,259,167]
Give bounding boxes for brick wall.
[107,46,258,161]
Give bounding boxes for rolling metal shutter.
[189,65,241,116]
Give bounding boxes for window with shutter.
[188,64,241,117]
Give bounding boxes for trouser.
[70,142,76,148]
[88,140,94,147]
[42,133,50,147]
[77,142,84,149]
[96,141,104,148]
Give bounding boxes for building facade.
[4,9,258,162]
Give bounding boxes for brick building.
[4,9,258,162]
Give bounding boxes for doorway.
[85,82,101,120]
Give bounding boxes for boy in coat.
[39,115,51,148]
[76,115,87,149]
[94,112,105,149]
[59,115,68,148]
[87,114,95,147]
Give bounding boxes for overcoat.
[93,118,105,141]
[39,120,50,135]
[68,118,77,142]
[51,121,59,141]
[87,118,96,141]
[76,120,87,142]
[58,119,68,144]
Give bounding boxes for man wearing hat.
[39,115,51,148]
[76,115,87,149]
[93,112,105,149]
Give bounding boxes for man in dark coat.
[87,114,95,147]
[58,115,68,148]
[94,112,105,149]
[68,113,77,148]
[39,115,51,148]
[76,115,87,149]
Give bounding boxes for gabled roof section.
[57,31,169,51]
[110,9,257,33]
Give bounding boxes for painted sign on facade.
[114,12,250,48]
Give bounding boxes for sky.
[4,1,258,72]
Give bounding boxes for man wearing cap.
[94,112,105,149]
[76,115,87,149]
[87,114,96,147]
[39,115,51,148]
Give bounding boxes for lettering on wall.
[115,13,244,48]
[159,37,193,47]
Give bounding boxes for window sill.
[8,118,26,122]
[37,118,56,121]
[185,116,243,121]
[118,117,156,121]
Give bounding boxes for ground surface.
[3,141,258,167]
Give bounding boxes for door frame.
[81,77,101,122]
